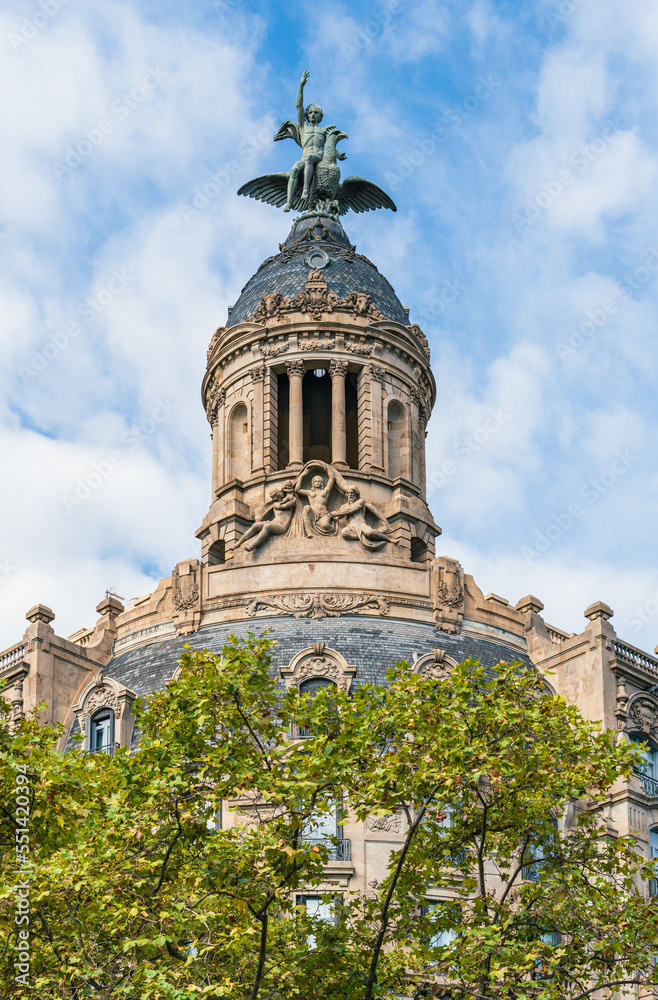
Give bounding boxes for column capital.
[285,360,305,378]
[369,363,386,382]
[250,365,267,381]
[329,360,348,379]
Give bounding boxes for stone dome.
[227,215,409,328]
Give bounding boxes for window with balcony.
[89,710,115,754]
[649,828,658,898]
[631,735,658,795]
[302,796,350,861]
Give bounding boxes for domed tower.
[195,211,440,621]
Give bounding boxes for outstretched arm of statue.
[296,69,309,132]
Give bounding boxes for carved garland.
[248,270,385,324]
[245,593,389,620]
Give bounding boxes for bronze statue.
[237,70,396,219]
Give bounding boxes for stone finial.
[25,604,55,625]
[516,595,544,615]
[584,601,613,622]
[96,596,124,618]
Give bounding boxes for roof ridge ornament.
[237,70,396,220]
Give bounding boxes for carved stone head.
[347,486,360,501]
[305,103,323,124]
[311,475,324,489]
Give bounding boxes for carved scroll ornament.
[245,592,389,620]
[627,694,658,741]
[248,270,387,324]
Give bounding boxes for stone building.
[2,210,658,896]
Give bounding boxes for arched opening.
[207,539,225,565]
[410,537,429,563]
[303,370,332,463]
[345,371,359,469]
[89,709,115,754]
[387,399,407,480]
[229,403,250,482]
[276,373,289,469]
[297,677,336,739]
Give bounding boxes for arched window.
[631,735,658,795]
[90,710,114,754]
[299,678,335,698]
[387,399,407,480]
[649,829,658,898]
[229,403,250,482]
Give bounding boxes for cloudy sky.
[1,0,657,655]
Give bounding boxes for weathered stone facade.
[2,212,658,897]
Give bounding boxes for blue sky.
[1,0,657,653]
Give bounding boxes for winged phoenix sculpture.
[238,70,396,219]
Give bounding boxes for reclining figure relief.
[236,461,394,553]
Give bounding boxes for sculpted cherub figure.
[236,484,297,552]
[294,462,336,536]
[331,486,395,551]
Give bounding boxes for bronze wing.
[237,172,304,211]
[337,176,397,215]
[273,120,302,147]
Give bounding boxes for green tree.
[1,634,657,999]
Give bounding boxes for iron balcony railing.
[89,742,121,756]
[635,769,658,797]
[304,837,351,861]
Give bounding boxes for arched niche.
[229,402,250,482]
[386,398,408,480]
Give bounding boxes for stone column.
[329,360,348,467]
[286,360,305,468]
[369,364,385,473]
[211,388,226,497]
[250,366,266,475]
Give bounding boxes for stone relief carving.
[236,804,287,828]
[366,812,402,833]
[245,592,389,620]
[260,342,289,359]
[413,648,456,682]
[172,561,201,625]
[280,641,356,693]
[345,342,374,356]
[205,378,225,424]
[433,557,465,634]
[369,363,386,382]
[627,694,658,740]
[236,460,394,553]
[248,269,388,324]
[207,326,225,360]
[250,366,267,381]
[407,323,430,359]
[298,339,335,351]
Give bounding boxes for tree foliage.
[1,633,657,999]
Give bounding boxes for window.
[229,403,250,481]
[421,901,459,949]
[649,828,658,897]
[523,819,557,881]
[297,895,336,948]
[386,400,407,479]
[296,678,336,739]
[302,794,350,861]
[89,710,115,754]
[631,735,658,795]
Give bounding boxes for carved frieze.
[366,812,402,833]
[298,339,335,351]
[245,592,389,620]
[433,557,465,634]
[280,642,356,693]
[345,342,374,356]
[247,269,389,324]
[260,342,289,359]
